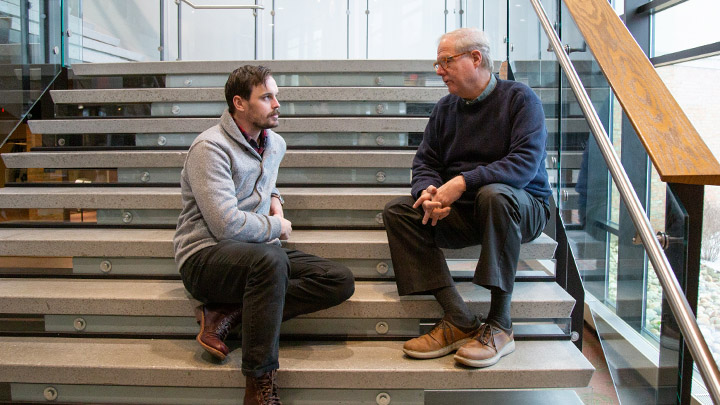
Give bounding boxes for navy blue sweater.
[412,78,551,203]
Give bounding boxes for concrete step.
[0,228,557,260]
[0,186,407,210]
[50,87,448,104]
[50,86,607,110]
[51,86,607,110]
[70,60,436,76]
[68,59,598,79]
[0,279,574,319]
[28,117,429,134]
[27,116,591,141]
[0,337,593,390]
[1,149,415,169]
[0,187,575,227]
[546,151,583,169]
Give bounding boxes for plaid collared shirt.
[236,124,267,155]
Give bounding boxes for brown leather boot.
[244,370,281,405]
[194,304,242,360]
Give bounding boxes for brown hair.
[225,65,272,113]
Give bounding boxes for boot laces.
[256,370,281,405]
[215,309,241,339]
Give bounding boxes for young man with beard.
[174,65,355,404]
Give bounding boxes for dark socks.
[487,287,513,333]
[432,286,480,332]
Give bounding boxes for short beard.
[252,119,278,130]
[256,109,280,129]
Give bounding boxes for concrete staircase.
[0,60,593,404]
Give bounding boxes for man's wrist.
[271,194,284,205]
[455,175,467,191]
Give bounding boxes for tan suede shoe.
[403,317,480,359]
[454,322,515,368]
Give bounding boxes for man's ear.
[233,95,246,113]
[471,50,483,69]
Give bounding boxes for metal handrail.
[176,0,263,10]
[174,1,264,60]
[528,0,720,402]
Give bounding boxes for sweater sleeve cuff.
[268,215,282,240]
[461,170,485,192]
[411,181,435,200]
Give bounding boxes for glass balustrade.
[66,1,513,63]
[0,0,62,150]
[655,51,720,403]
[512,0,707,402]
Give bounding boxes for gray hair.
[440,28,493,72]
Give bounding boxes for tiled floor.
[574,323,620,404]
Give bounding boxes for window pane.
[658,55,720,379]
[367,0,445,59]
[274,0,348,60]
[178,0,256,61]
[653,0,720,57]
[656,55,720,161]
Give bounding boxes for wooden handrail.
[564,0,720,185]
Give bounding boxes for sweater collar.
[219,109,267,159]
[464,74,497,105]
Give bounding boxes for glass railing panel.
[569,106,684,405]
[173,0,256,61]
[465,0,507,64]
[520,1,696,402]
[655,187,690,403]
[63,0,80,63]
[58,1,518,63]
[0,0,62,147]
[70,0,160,63]
[644,166,667,341]
[274,0,348,60]
[366,0,445,60]
[655,54,720,400]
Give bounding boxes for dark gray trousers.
[383,183,549,295]
[180,241,354,377]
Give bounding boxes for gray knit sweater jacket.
[173,109,286,269]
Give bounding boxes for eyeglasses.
[433,51,470,71]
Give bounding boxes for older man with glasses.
[382,28,551,368]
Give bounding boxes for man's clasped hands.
[412,175,467,226]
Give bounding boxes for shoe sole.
[453,340,515,368]
[403,337,473,359]
[196,307,227,361]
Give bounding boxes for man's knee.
[383,196,415,223]
[475,184,519,219]
[327,264,356,305]
[249,244,290,284]
[322,261,355,306]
